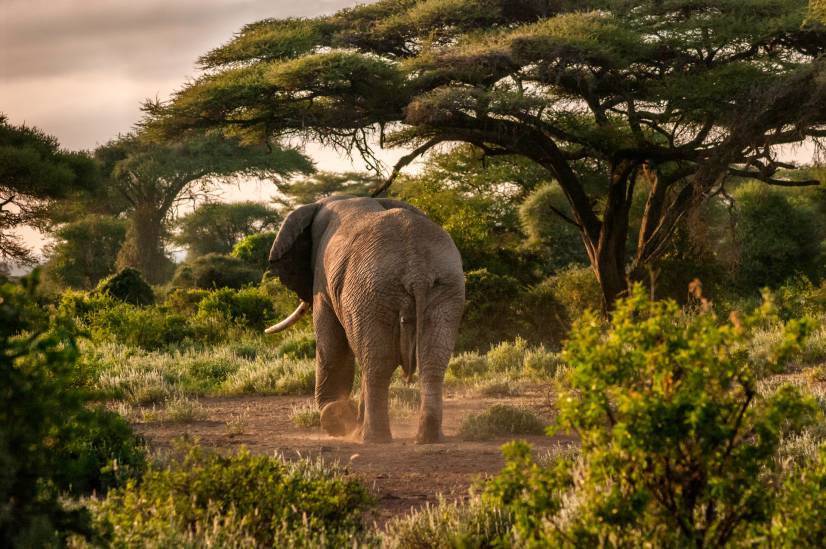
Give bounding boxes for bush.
[382,496,513,549]
[460,268,523,350]
[85,447,372,547]
[459,405,546,441]
[89,303,197,350]
[95,267,154,306]
[196,286,276,330]
[487,337,530,373]
[53,406,146,496]
[171,253,262,289]
[232,231,277,270]
[733,182,825,290]
[448,351,488,378]
[484,285,820,547]
[1,275,145,546]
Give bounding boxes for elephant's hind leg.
[358,361,394,443]
[313,299,358,437]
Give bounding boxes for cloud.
[0,0,362,148]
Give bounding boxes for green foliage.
[459,405,546,441]
[44,214,127,289]
[231,230,276,270]
[174,201,281,258]
[733,182,825,289]
[95,131,311,283]
[277,171,378,206]
[770,444,826,546]
[196,286,276,330]
[172,253,261,289]
[519,182,588,270]
[382,496,514,549]
[1,275,145,546]
[154,0,826,307]
[460,268,523,350]
[53,406,146,496]
[85,447,372,547]
[485,285,821,547]
[95,267,155,306]
[0,114,98,263]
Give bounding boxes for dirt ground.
[134,390,576,527]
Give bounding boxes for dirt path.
[134,392,575,526]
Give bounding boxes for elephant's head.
[264,202,320,333]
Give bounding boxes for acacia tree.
[95,132,312,283]
[0,114,97,264]
[148,0,826,308]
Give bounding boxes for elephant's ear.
[375,198,426,217]
[269,203,320,302]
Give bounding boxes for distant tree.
[174,201,281,258]
[0,114,97,264]
[149,0,826,309]
[95,132,312,283]
[43,214,127,289]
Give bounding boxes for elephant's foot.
[415,430,445,444]
[319,400,359,437]
[349,421,392,444]
[415,416,444,444]
[359,428,392,444]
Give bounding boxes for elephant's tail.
[411,283,428,384]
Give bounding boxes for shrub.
[459,405,546,441]
[769,444,826,546]
[171,253,261,289]
[484,285,820,547]
[733,182,825,290]
[85,447,372,547]
[95,267,154,306]
[382,496,514,549]
[448,351,488,378]
[486,337,529,373]
[53,406,146,496]
[232,231,277,270]
[1,275,145,546]
[89,303,196,350]
[460,268,523,350]
[196,286,276,329]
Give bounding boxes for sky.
[0,0,399,259]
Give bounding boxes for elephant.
[264,195,465,443]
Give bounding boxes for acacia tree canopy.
[0,114,98,264]
[96,131,312,283]
[149,0,826,307]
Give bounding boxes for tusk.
[264,302,310,334]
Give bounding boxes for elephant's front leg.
[314,299,358,437]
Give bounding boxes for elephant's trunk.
[264,301,309,334]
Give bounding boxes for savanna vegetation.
[3,0,826,547]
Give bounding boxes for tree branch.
[370,137,444,197]
[727,168,821,186]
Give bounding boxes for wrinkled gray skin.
[268,195,465,443]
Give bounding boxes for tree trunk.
[588,161,637,312]
[117,205,171,284]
